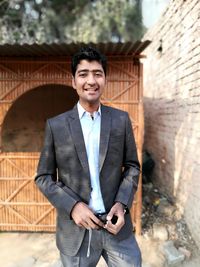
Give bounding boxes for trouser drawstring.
[87,228,92,257]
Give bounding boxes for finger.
[106,211,114,221]
[90,214,104,228]
[80,221,90,229]
[87,218,101,230]
[115,214,124,227]
[78,218,96,229]
[104,220,116,234]
[82,212,104,229]
[105,217,124,235]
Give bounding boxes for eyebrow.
[77,69,104,73]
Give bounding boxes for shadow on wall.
[2,84,78,152]
[143,96,199,212]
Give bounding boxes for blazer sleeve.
[114,113,140,210]
[35,120,81,216]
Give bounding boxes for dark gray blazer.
[35,104,140,256]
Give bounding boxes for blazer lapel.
[99,105,111,172]
[66,104,111,175]
[66,106,90,176]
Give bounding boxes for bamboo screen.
[0,57,143,234]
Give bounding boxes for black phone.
[96,213,107,224]
[96,214,118,225]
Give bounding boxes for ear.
[72,76,76,90]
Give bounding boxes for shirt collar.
[77,102,101,119]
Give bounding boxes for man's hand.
[104,202,125,235]
[71,202,104,230]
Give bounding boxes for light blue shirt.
[77,102,105,213]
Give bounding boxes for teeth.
[85,89,98,91]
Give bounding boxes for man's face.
[72,60,106,107]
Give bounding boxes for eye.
[95,72,103,77]
[79,73,87,77]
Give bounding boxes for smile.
[84,88,98,91]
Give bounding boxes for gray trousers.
[60,228,141,267]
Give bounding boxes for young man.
[35,46,141,267]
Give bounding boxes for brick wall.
[142,0,200,248]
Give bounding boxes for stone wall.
[142,0,200,248]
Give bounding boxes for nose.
[87,73,96,85]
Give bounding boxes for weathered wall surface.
[142,0,200,247]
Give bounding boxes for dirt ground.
[137,235,200,267]
[138,182,200,267]
[0,232,199,267]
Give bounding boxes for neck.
[79,101,100,113]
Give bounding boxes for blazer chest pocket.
[108,134,124,156]
[109,133,124,143]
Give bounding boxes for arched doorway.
[2,84,78,152]
[0,84,78,231]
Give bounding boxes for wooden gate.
[101,59,143,234]
[0,153,55,231]
[0,54,143,233]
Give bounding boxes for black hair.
[71,46,107,77]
